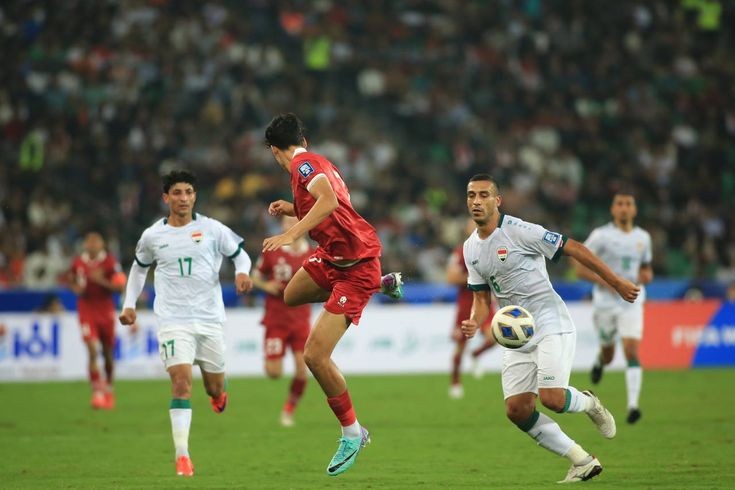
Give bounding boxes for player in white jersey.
[460,174,639,484]
[574,191,653,425]
[118,170,253,477]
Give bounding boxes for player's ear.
[302,137,308,147]
[496,194,502,207]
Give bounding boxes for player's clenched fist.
[460,318,478,339]
[615,279,640,303]
[119,307,137,325]
[268,200,295,217]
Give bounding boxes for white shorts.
[593,307,643,345]
[157,323,225,373]
[501,332,576,399]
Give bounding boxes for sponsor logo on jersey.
[191,231,203,243]
[298,162,315,178]
[496,247,508,262]
[471,259,479,265]
[543,231,560,245]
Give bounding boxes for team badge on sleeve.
[191,231,203,243]
[298,162,315,178]
[543,231,561,245]
[496,246,508,262]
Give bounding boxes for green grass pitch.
[1,369,734,488]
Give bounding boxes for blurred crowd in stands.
[1,0,734,289]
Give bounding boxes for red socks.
[327,390,356,427]
[284,378,307,414]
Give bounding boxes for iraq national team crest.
[496,246,508,262]
[191,231,203,243]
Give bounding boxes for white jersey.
[584,222,652,310]
[464,214,573,350]
[134,213,244,327]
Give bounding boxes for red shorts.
[78,310,116,348]
[302,256,381,326]
[263,322,310,360]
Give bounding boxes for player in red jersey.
[68,231,129,409]
[447,220,496,399]
[252,215,314,427]
[263,113,403,476]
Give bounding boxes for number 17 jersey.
[464,214,574,349]
[134,213,245,327]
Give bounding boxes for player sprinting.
[68,231,128,409]
[460,174,639,483]
[262,113,403,476]
[447,219,496,399]
[573,191,653,424]
[118,170,253,477]
[252,215,314,427]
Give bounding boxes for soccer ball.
[491,305,535,349]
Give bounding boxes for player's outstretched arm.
[263,177,338,251]
[119,262,148,324]
[563,238,640,303]
[461,290,492,338]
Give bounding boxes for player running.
[447,219,496,399]
[574,191,653,424]
[460,174,639,483]
[252,215,314,427]
[263,113,403,476]
[68,231,128,409]
[119,170,253,477]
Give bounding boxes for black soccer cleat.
[590,363,603,384]
[626,408,642,424]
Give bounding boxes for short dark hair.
[468,173,500,193]
[613,188,636,200]
[162,170,197,193]
[265,113,306,150]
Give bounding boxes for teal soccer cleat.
[380,272,404,300]
[326,426,371,476]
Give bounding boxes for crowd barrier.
[0,278,728,312]
[1,301,732,381]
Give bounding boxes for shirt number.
[490,275,501,294]
[177,257,193,276]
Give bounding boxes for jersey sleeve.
[504,217,566,262]
[293,158,328,192]
[134,230,154,267]
[464,241,490,291]
[583,228,604,255]
[214,221,245,258]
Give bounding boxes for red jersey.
[290,150,382,262]
[69,252,121,314]
[257,243,313,328]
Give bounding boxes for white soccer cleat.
[583,391,616,439]
[280,410,295,427]
[448,384,464,399]
[557,457,603,483]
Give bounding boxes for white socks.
[564,387,593,413]
[342,420,361,438]
[170,408,192,457]
[626,366,642,409]
[525,412,575,457]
